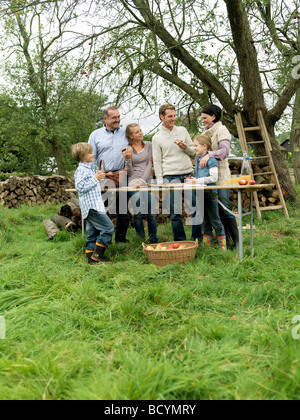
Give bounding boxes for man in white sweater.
[152,104,202,242]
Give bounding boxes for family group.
[72,104,239,264]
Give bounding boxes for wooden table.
[66,183,275,261]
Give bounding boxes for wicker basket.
[142,240,198,267]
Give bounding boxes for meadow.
[0,190,299,400]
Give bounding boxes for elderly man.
[88,106,130,243]
[152,104,202,242]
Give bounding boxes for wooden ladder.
[234,110,289,220]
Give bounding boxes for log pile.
[228,158,283,211]
[43,197,83,239]
[0,175,76,208]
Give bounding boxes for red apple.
[172,243,180,249]
[238,179,248,185]
[249,180,256,185]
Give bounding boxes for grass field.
[0,189,299,400]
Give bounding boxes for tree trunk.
[49,139,68,177]
[291,87,300,184]
[127,0,297,198]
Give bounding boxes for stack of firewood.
[0,175,76,208]
[228,158,285,211]
[43,197,83,239]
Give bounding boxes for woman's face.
[201,113,216,129]
[129,125,144,142]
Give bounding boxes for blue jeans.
[163,174,202,242]
[203,191,225,236]
[217,189,236,221]
[128,191,158,243]
[85,209,115,250]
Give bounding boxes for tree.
[0,80,107,174]
[0,0,104,175]
[86,0,299,197]
[290,87,300,184]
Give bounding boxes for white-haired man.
[88,106,130,243]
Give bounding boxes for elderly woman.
[199,105,239,250]
[123,124,158,244]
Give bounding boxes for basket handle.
[99,159,106,172]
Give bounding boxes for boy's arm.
[75,168,99,194]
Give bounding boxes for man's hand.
[174,140,187,150]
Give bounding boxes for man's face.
[104,109,121,132]
[160,109,176,131]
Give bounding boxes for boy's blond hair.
[194,133,212,150]
[72,142,93,162]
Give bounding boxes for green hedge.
[0,172,30,181]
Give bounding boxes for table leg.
[250,192,254,258]
[238,189,243,261]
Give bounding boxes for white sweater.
[152,125,195,184]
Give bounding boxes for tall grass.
[0,190,299,400]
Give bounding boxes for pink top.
[205,123,230,161]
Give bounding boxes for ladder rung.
[259,205,284,211]
[252,156,269,160]
[244,126,261,132]
[254,172,273,176]
[247,141,265,145]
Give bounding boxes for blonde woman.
[123,124,158,243]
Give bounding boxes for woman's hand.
[200,153,210,168]
[122,147,132,160]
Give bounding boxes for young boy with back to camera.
[72,143,115,264]
[186,134,227,250]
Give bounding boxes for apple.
[146,246,154,251]
[161,247,167,251]
[172,243,180,249]
[179,245,186,249]
[249,180,256,185]
[238,179,248,185]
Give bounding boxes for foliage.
[0,191,299,400]
[0,0,106,175]
[0,81,106,174]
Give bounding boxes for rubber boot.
[91,243,113,264]
[86,250,98,265]
[226,218,239,250]
[217,235,227,251]
[203,234,213,246]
